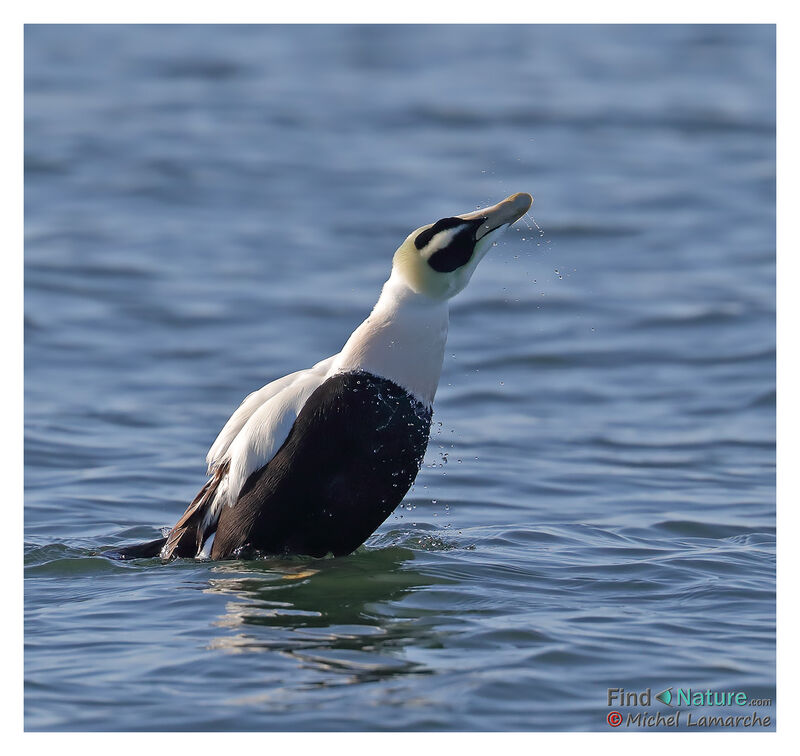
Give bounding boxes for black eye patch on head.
[415,217,486,273]
[414,217,466,250]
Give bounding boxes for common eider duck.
[115,192,532,560]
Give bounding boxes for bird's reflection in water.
[203,545,451,693]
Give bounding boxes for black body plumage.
[208,370,432,558]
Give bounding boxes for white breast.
[334,272,449,406]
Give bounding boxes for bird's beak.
[457,192,533,240]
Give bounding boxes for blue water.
[25,25,775,731]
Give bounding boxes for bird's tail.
[109,536,168,560]
[107,461,229,561]
[160,465,226,559]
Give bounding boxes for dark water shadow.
[200,546,452,685]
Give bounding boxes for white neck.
[332,271,449,405]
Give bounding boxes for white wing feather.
[196,354,337,539]
[222,370,327,510]
[205,355,336,474]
